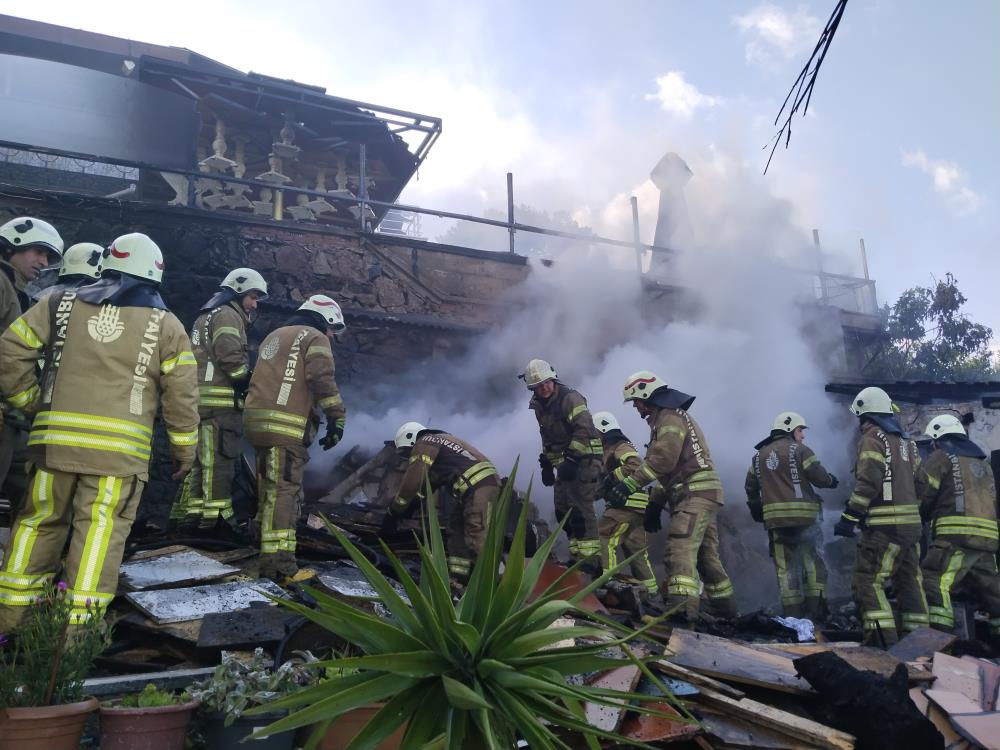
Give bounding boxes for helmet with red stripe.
[622,370,669,402]
[103,233,164,284]
[298,294,345,332]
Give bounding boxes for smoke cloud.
[314,143,860,610]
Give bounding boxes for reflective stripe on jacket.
[192,301,249,414]
[917,447,998,552]
[603,438,648,510]
[845,423,921,543]
[530,383,602,465]
[393,432,498,515]
[745,435,835,529]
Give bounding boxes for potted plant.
[185,647,321,750]
[0,581,111,750]
[248,468,695,749]
[99,683,200,750]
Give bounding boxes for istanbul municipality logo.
[88,304,126,344]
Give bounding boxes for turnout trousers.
[170,411,243,528]
[769,524,829,619]
[599,506,657,593]
[0,466,143,631]
[254,444,309,580]
[922,539,1000,639]
[553,466,600,561]
[851,529,929,646]
[664,496,737,618]
[446,484,497,582]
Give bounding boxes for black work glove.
[539,454,556,487]
[319,418,345,450]
[233,374,251,404]
[828,474,839,489]
[833,515,857,538]
[643,502,663,533]
[747,500,764,523]
[556,454,579,482]
[606,476,640,509]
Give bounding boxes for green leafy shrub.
[248,468,691,749]
[114,683,185,708]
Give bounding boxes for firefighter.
[383,422,500,581]
[606,371,737,620]
[0,232,198,630]
[33,242,103,301]
[916,414,1000,646]
[244,294,346,583]
[0,217,63,523]
[746,412,839,619]
[593,411,659,598]
[521,359,603,566]
[170,268,268,532]
[834,386,928,646]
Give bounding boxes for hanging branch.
[763,0,849,174]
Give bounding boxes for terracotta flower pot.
[0,696,99,750]
[99,698,200,750]
[302,704,407,750]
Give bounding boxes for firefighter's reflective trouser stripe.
[922,539,1000,633]
[664,496,737,618]
[0,467,142,631]
[170,412,242,526]
[446,484,497,582]
[255,444,308,569]
[852,530,929,646]
[770,525,828,618]
[598,506,656,593]
[554,473,600,561]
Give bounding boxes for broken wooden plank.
[932,652,984,707]
[653,660,745,700]
[584,665,640,733]
[83,667,215,697]
[950,711,1000,750]
[888,628,957,663]
[695,687,855,750]
[118,611,203,643]
[119,547,240,591]
[196,605,295,649]
[666,629,812,695]
[909,686,930,716]
[698,706,817,749]
[757,642,935,684]
[125,579,286,624]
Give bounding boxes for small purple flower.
[85,598,92,608]
[57,580,67,592]
[0,633,7,647]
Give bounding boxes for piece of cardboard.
[932,652,984,707]
[888,628,957,662]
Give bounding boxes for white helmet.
[592,411,620,434]
[623,370,669,402]
[849,386,894,417]
[925,414,965,440]
[104,233,164,284]
[394,421,426,449]
[0,216,64,260]
[299,294,345,332]
[773,411,807,433]
[221,268,268,298]
[521,359,557,388]
[60,243,103,279]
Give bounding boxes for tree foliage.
[869,273,998,380]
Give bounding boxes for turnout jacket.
[916,441,998,552]
[844,422,921,543]
[530,382,602,466]
[601,435,649,510]
[191,300,250,415]
[0,289,199,478]
[391,432,498,516]
[244,324,345,448]
[0,259,30,334]
[746,435,835,529]
[626,407,723,507]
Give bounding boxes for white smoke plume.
[314,144,861,609]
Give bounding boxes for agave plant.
[248,467,693,749]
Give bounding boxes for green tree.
[869,273,998,380]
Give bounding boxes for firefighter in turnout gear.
[608,371,737,619]
[0,217,64,517]
[521,359,603,565]
[916,414,1000,646]
[33,242,103,302]
[593,411,659,597]
[835,387,929,646]
[746,412,839,619]
[0,232,198,631]
[384,422,500,581]
[244,294,346,582]
[170,268,268,531]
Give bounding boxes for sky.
[3,0,998,331]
